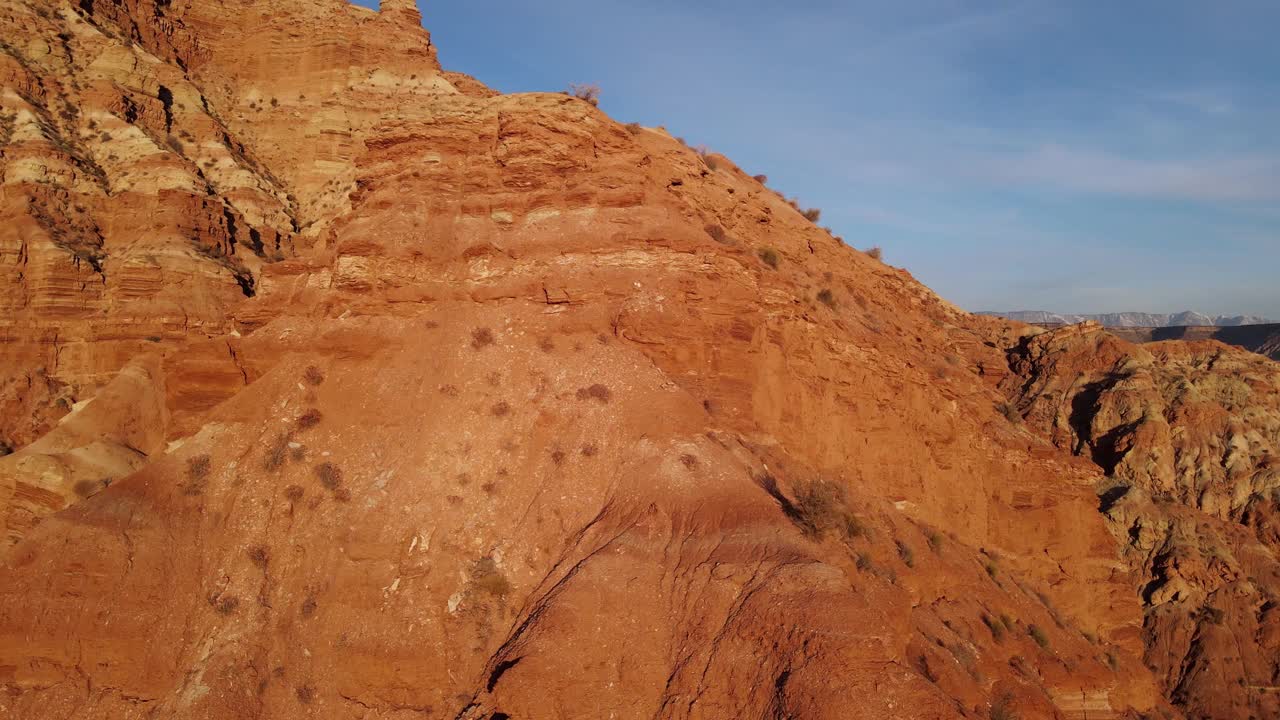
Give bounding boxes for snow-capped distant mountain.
[979,311,1273,327]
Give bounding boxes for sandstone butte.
[0,2,1276,719]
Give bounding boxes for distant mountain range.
[980,311,1273,327]
[1106,324,1280,361]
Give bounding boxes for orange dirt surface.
[0,2,1274,719]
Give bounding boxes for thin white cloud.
[984,143,1280,201]
[1149,89,1236,116]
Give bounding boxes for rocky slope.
[984,311,1273,328]
[995,322,1280,720]
[0,1,1274,719]
[1109,324,1280,362]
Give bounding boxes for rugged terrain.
[984,311,1273,328]
[1107,324,1280,362]
[0,2,1276,719]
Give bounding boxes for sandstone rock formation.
[0,1,1274,719]
[997,322,1280,720]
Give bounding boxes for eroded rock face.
[0,1,1268,719]
[1000,322,1280,720]
[0,0,446,450]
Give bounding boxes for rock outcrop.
[0,1,1273,719]
[998,322,1280,720]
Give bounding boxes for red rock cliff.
[0,1,1273,719]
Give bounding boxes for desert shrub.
[470,556,512,598]
[289,445,306,462]
[680,454,698,469]
[550,449,566,465]
[491,401,511,417]
[567,83,601,106]
[999,613,1014,631]
[801,208,821,222]
[985,560,999,578]
[303,366,324,386]
[300,595,317,617]
[866,246,883,261]
[896,540,915,568]
[624,122,642,134]
[816,288,836,308]
[704,223,730,244]
[209,594,239,615]
[793,479,863,540]
[948,642,979,679]
[925,529,943,552]
[183,454,213,494]
[295,408,322,430]
[856,552,873,570]
[757,247,779,269]
[581,443,598,457]
[165,135,184,154]
[187,454,211,480]
[263,433,290,471]
[313,462,342,490]
[1028,624,1050,648]
[576,384,612,403]
[1106,650,1119,670]
[295,685,314,704]
[998,401,1021,424]
[694,146,720,170]
[989,694,1017,720]
[247,545,270,569]
[753,174,768,184]
[1201,606,1226,625]
[471,327,495,349]
[982,613,1005,642]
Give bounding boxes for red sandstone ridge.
[0,2,1272,719]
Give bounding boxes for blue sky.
[354,0,1280,319]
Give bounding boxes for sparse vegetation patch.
[982,613,1005,642]
[303,365,325,386]
[576,384,612,403]
[471,327,495,349]
[896,540,915,568]
[1028,624,1050,648]
[314,462,343,491]
[264,432,291,471]
[469,556,512,599]
[792,479,864,541]
[757,247,779,269]
[567,83,601,106]
[295,408,322,430]
[183,454,212,494]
